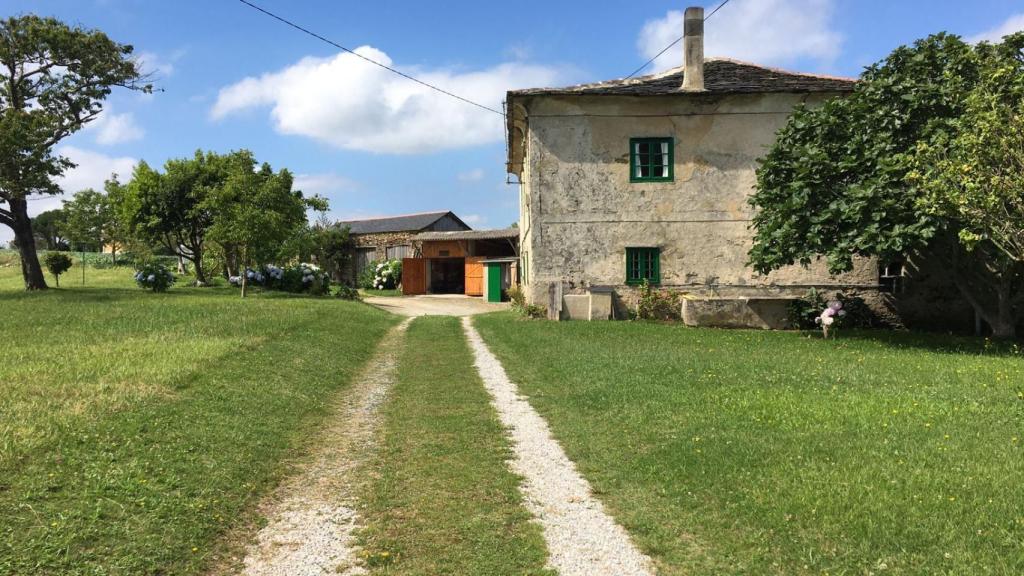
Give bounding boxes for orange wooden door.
[464,257,484,296]
[402,258,426,295]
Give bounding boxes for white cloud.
[86,106,144,145]
[55,146,137,195]
[211,46,567,154]
[503,43,532,61]
[637,0,842,73]
[135,50,178,78]
[457,168,485,182]
[293,173,358,196]
[967,13,1024,44]
[461,214,486,226]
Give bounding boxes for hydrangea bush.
[134,263,176,292]
[229,263,330,295]
[815,300,847,338]
[370,259,402,290]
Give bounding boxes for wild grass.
[474,313,1024,575]
[0,265,397,575]
[358,316,552,575]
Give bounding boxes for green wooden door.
[486,264,502,303]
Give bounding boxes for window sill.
[629,178,674,184]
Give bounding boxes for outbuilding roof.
[339,211,468,235]
[508,58,856,98]
[413,228,519,242]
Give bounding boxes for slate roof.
[339,211,466,235]
[508,58,856,98]
[414,228,519,242]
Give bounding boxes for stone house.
[339,211,470,283]
[505,7,970,328]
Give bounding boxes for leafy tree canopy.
[31,209,68,250]
[123,151,232,284]
[123,149,325,289]
[42,251,72,286]
[205,151,325,296]
[749,32,1024,336]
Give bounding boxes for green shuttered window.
[630,137,673,182]
[626,247,660,285]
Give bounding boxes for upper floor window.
[630,137,674,182]
[626,247,660,285]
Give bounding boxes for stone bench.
[681,297,794,329]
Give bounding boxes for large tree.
[124,152,228,285]
[63,178,130,261]
[31,208,68,250]
[278,214,352,282]
[205,151,322,297]
[0,15,147,289]
[749,32,1024,337]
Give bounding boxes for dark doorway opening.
[430,258,464,294]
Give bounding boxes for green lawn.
[358,316,551,575]
[0,264,397,575]
[475,313,1024,575]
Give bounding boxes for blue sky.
[4,0,1024,244]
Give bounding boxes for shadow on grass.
[823,328,1022,357]
[0,284,349,305]
[0,286,230,303]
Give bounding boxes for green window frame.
[629,137,674,182]
[626,247,660,285]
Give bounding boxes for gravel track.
[462,317,655,576]
[237,319,411,576]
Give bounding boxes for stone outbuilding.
[505,6,971,329]
[402,228,519,298]
[339,211,470,283]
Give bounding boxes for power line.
[234,0,505,117]
[625,0,731,80]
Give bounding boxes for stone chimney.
[681,6,705,91]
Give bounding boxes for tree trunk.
[991,277,1017,339]
[239,245,247,298]
[177,254,187,275]
[7,198,48,290]
[949,265,1018,339]
[187,245,206,286]
[942,240,1019,339]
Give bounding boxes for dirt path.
[236,318,411,576]
[461,317,655,576]
[364,294,508,317]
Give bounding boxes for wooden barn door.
[464,257,484,296]
[402,258,426,295]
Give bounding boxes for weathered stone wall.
[352,232,412,256]
[344,232,413,284]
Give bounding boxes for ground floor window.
[354,247,376,277]
[879,260,905,293]
[626,247,660,285]
[386,244,410,260]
